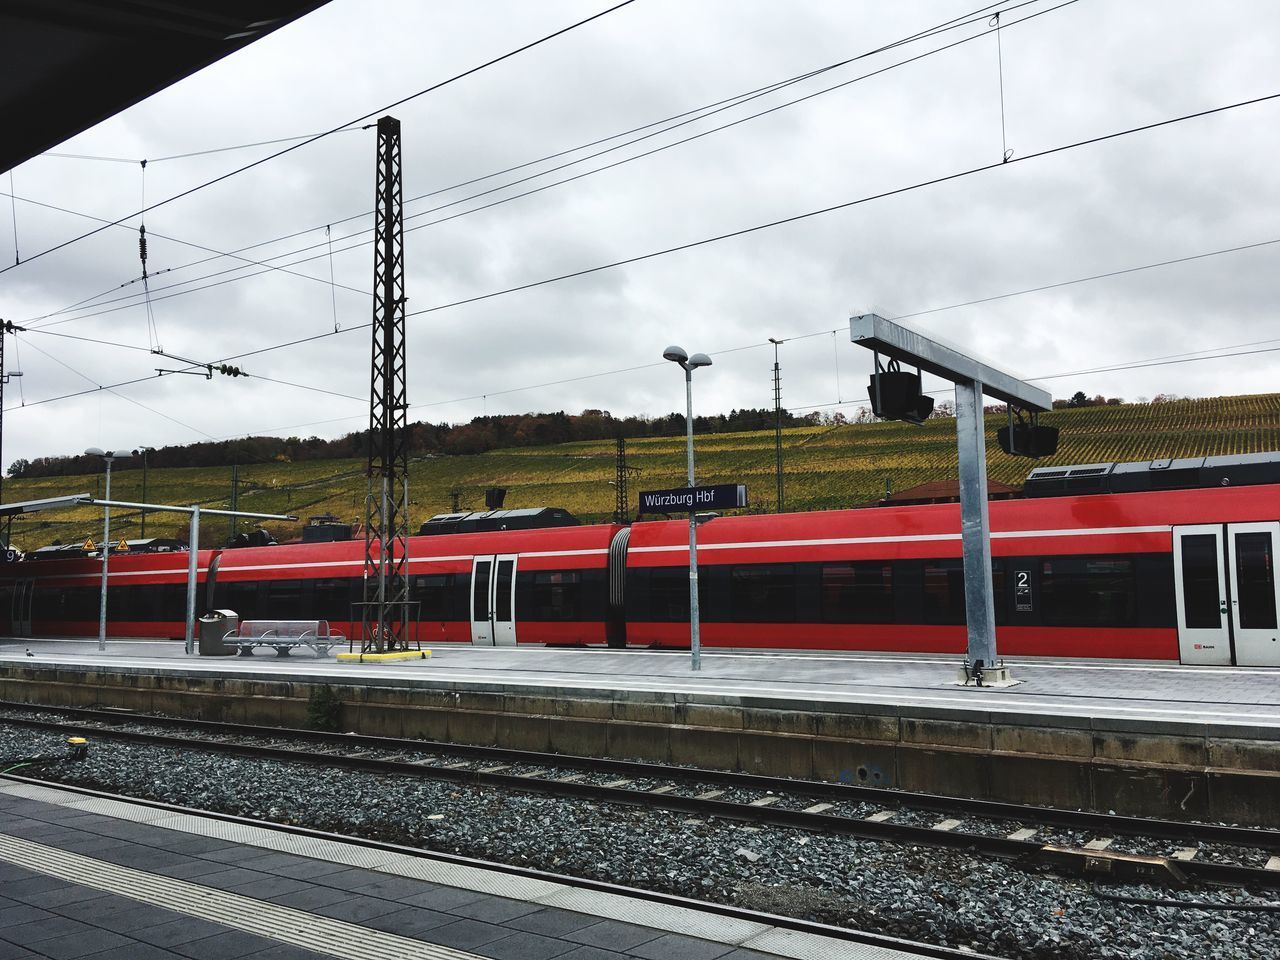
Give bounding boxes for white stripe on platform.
[0,833,482,960]
[0,782,932,960]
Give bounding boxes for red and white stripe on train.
[2,453,1278,667]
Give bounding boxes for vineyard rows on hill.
[5,394,1279,549]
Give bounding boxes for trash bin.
[198,609,240,656]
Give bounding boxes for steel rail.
[0,772,996,960]
[2,699,1276,849]
[1,709,1277,889]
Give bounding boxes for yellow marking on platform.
[336,650,430,663]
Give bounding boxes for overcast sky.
[2,0,1278,471]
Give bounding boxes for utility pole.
[769,337,785,512]
[227,463,239,543]
[362,115,411,654]
[612,436,640,524]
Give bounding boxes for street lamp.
[662,344,712,671]
[135,446,156,538]
[85,447,133,651]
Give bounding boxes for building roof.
[2,1,330,173]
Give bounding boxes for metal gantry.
[361,115,412,653]
[850,313,1050,684]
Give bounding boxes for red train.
[2,453,1278,666]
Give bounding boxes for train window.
[473,561,491,621]
[1234,532,1278,630]
[729,565,796,622]
[648,567,690,621]
[224,580,261,619]
[821,563,893,623]
[312,578,353,621]
[1040,557,1136,626]
[414,574,453,621]
[922,560,966,624]
[264,580,304,619]
[1180,535,1222,629]
[526,571,582,621]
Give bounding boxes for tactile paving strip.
[0,833,486,960]
[0,782,938,960]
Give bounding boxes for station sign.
[637,483,747,515]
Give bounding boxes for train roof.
[1024,451,1280,497]
[418,507,579,536]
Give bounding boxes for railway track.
[3,699,1279,891]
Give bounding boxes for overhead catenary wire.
[0,191,369,322]
[42,126,368,165]
[0,0,640,278]
[8,88,1280,415]
[20,0,1054,330]
[16,336,214,439]
[26,69,1270,347]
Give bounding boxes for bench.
[226,620,344,658]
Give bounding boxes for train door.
[1173,526,1232,665]
[1227,522,1280,667]
[1174,523,1280,666]
[11,580,34,636]
[469,555,518,646]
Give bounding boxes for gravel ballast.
[2,725,1277,960]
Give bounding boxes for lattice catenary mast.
[361,115,411,653]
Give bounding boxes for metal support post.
[684,369,702,672]
[97,461,113,651]
[955,379,998,670]
[362,114,411,653]
[184,506,200,654]
[770,338,784,511]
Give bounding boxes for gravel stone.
[2,721,1278,959]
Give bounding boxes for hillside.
[5,393,1280,550]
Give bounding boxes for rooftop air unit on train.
[418,507,580,536]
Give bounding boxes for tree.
[6,458,29,478]
[1068,391,1089,407]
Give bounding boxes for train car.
[1,452,1277,666]
[621,482,1280,665]
[0,522,622,647]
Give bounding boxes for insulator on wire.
[138,225,148,266]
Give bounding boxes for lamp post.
[663,345,712,671]
[135,446,156,538]
[85,447,132,651]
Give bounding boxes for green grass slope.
[5,393,1279,550]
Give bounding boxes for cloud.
[3,0,1279,471]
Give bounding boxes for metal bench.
[226,619,343,658]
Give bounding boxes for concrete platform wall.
[2,664,1276,826]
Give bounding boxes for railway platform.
[0,778,937,960]
[1,640,1279,825]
